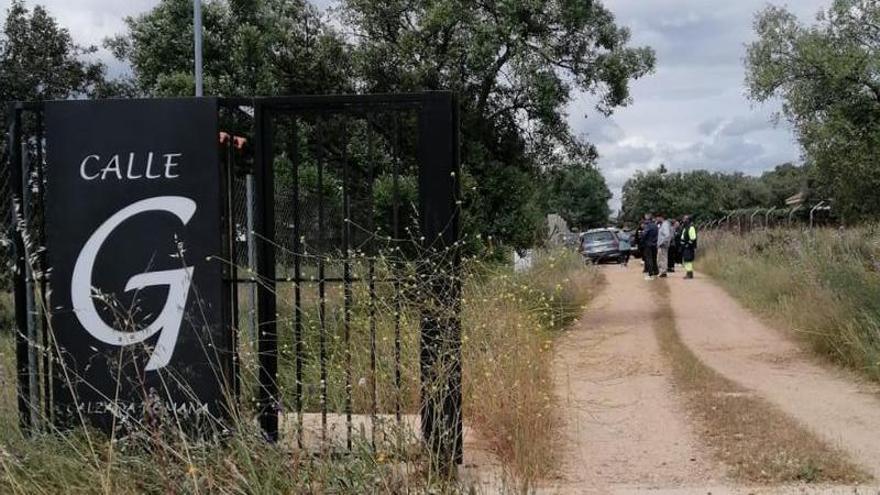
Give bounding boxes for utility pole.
[194,0,203,97]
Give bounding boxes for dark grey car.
[579,229,623,264]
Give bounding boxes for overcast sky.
[6,0,830,211]
[573,0,829,211]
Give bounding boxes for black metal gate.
[5,92,462,465]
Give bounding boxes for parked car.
[579,228,625,264]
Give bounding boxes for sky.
[571,0,830,211]
[5,0,831,212]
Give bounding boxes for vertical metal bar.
[223,119,241,400]
[22,142,39,429]
[9,107,31,434]
[342,130,353,451]
[392,115,402,425]
[288,118,304,449]
[35,111,50,422]
[193,0,203,97]
[317,120,328,443]
[246,174,257,344]
[254,103,278,441]
[367,119,378,449]
[417,93,462,468]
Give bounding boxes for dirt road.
[541,264,880,494]
[542,265,720,493]
[668,271,880,479]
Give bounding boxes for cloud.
[578,116,626,144]
[719,114,773,137]
[10,0,823,215]
[565,0,828,212]
[698,117,724,136]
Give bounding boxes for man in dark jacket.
[642,213,659,279]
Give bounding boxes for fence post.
[21,142,40,429]
[417,92,461,471]
[750,208,762,231]
[810,201,826,229]
[788,205,801,226]
[765,206,777,230]
[245,173,257,343]
[8,105,31,433]
[254,102,278,441]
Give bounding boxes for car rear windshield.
[585,231,615,243]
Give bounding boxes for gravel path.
[667,271,880,480]
[470,264,880,494]
[540,265,721,493]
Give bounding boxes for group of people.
[635,214,697,280]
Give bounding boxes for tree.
[759,162,810,208]
[543,163,611,230]
[745,1,880,222]
[111,0,654,248]
[1,0,106,155]
[107,0,351,97]
[0,1,108,289]
[0,1,106,106]
[619,167,792,223]
[341,0,655,248]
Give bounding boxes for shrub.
[462,249,600,487]
[702,227,880,380]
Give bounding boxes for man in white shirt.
[657,214,673,278]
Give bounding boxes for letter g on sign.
[71,196,196,371]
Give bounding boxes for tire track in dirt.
[540,265,721,494]
[667,271,880,480]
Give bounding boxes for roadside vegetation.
[0,249,599,493]
[463,250,600,487]
[702,227,880,382]
[652,282,869,484]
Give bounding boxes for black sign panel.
[45,99,228,431]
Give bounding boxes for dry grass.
[0,249,600,493]
[462,250,601,488]
[652,281,869,484]
[701,227,880,381]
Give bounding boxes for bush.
[0,249,600,492]
[701,226,880,380]
[462,249,600,487]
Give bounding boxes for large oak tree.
[746,0,880,222]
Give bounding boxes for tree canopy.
[0,0,652,249]
[543,163,611,230]
[1,0,107,162]
[0,1,106,106]
[106,0,351,97]
[745,0,880,222]
[619,163,811,224]
[341,0,652,246]
[103,0,651,248]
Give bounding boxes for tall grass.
[0,248,599,493]
[701,226,880,380]
[462,249,600,487]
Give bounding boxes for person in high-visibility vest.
[680,215,697,279]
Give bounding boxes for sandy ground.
[466,263,880,494]
[667,270,880,480]
[538,264,722,494]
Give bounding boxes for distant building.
[785,192,806,207]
